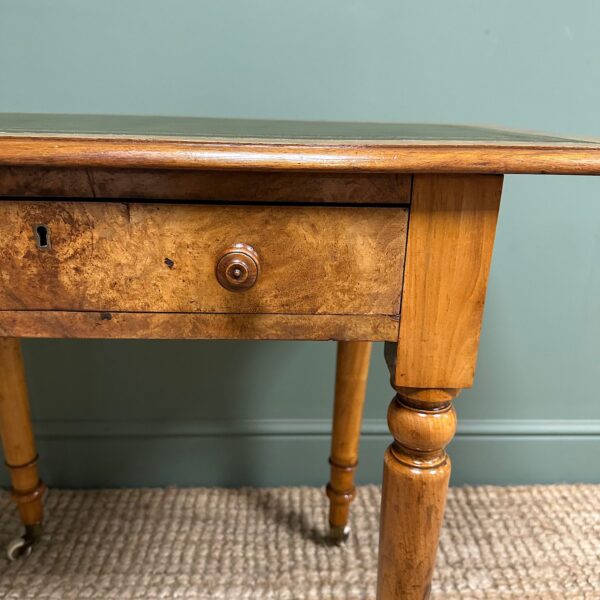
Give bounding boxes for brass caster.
[328,524,351,544]
[6,524,43,561]
[7,536,32,561]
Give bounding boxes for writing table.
[0,114,598,599]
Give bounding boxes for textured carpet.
[0,485,598,599]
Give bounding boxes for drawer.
[0,200,408,318]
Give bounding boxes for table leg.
[376,386,458,600]
[0,338,46,560]
[326,340,371,542]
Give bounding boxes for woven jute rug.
[0,485,598,599]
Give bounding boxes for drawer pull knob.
[216,243,260,291]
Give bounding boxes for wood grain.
[393,174,503,389]
[0,114,594,591]
[0,137,599,174]
[0,200,408,316]
[0,311,398,341]
[0,167,411,204]
[377,387,458,600]
[326,341,372,537]
[0,338,45,528]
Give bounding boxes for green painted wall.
[0,0,598,487]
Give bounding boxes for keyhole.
[35,225,50,249]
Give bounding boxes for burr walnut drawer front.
[0,200,408,317]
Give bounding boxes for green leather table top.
[0,113,598,147]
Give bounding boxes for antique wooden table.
[0,114,598,599]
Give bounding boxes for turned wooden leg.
[326,340,372,542]
[0,338,46,559]
[376,387,458,600]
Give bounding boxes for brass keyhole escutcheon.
[34,224,50,249]
[216,243,260,291]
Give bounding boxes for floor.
[0,484,598,599]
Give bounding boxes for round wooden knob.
[216,243,260,291]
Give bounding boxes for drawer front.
[0,201,408,316]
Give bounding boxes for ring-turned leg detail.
[0,338,46,560]
[326,457,357,542]
[376,387,458,600]
[326,341,372,542]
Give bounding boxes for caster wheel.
[328,525,351,544]
[6,536,33,561]
[6,524,42,561]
